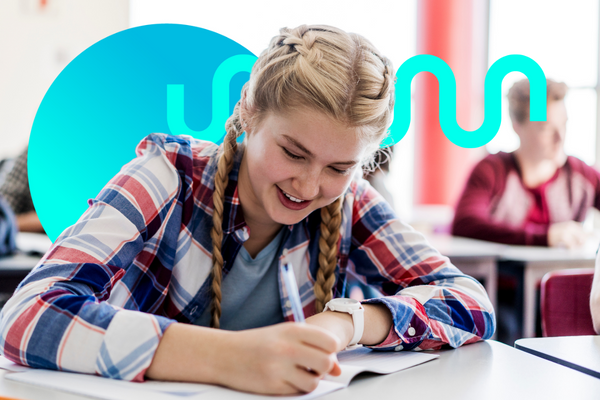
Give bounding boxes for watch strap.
[348,307,364,346]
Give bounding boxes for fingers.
[284,366,324,394]
[293,344,337,377]
[288,323,340,354]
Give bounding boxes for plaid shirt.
[0,133,495,382]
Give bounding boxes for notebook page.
[335,346,439,375]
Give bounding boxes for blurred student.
[452,79,600,248]
[0,146,44,233]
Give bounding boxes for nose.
[291,167,320,200]
[554,128,564,144]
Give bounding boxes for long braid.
[210,102,244,329]
[314,196,343,312]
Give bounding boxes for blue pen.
[280,250,305,323]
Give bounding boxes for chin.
[269,207,315,226]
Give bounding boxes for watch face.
[336,298,359,305]
[329,298,361,309]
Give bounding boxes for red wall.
[414,0,488,206]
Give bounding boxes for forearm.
[452,212,547,246]
[16,211,44,233]
[146,323,234,383]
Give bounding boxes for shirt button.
[408,327,416,336]
[394,345,404,351]
[190,306,198,315]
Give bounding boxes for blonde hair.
[210,25,396,328]
[508,78,568,124]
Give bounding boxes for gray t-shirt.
[193,228,286,330]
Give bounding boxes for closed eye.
[282,146,303,160]
[330,166,351,175]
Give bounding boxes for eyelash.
[282,147,350,176]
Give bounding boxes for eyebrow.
[283,134,359,166]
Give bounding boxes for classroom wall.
[0,0,129,159]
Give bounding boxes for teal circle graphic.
[29,24,256,241]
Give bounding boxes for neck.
[513,149,566,188]
[237,153,282,257]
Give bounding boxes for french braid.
[210,102,243,329]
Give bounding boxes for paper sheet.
[3,348,438,400]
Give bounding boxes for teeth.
[283,190,305,203]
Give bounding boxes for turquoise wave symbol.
[167,53,257,142]
[168,53,545,149]
[388,54,547,148]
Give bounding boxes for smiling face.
[237,107,367,227]
[513,100,568,163]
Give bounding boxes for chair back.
[541,268,596,337]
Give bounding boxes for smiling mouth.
[276,186,313,211]
[280,188,307,203]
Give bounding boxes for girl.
[0,25,494,395]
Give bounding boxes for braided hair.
[210,25,396,327]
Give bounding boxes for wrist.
[306,311,354,350]
[360,303,393,346]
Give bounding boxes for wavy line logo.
[388,54,547,148]
[168,53,546,149]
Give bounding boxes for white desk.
[515,335,600,379]
[500,239,598,338]
[426,234,507,313]
[1,341,599,400]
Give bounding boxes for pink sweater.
[451,152,600,246]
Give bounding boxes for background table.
[515,335,600,379]
[501,238,598,338]
[425,234,507,313]
[0,232,49,307]
[1,341,599,400]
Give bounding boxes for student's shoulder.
[136,133,219,160]
[347,175,394,218]
[469,151,514,179]
[565,155,600,183]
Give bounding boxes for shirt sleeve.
[348,181,495,351]
[451,157,548,246]
[0,134,185,381]
[0,147,35,215]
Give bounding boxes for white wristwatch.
[323,298,365,349]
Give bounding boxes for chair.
[540,268,596,337]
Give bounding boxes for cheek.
[247,148,295,185]
[321,174,354,200]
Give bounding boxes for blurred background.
[0,0,598,228]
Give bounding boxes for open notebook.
[0,347,438,400]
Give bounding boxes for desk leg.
[522,265,537,338]
[486,260,498,317]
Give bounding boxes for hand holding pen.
[280,250,342,374]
